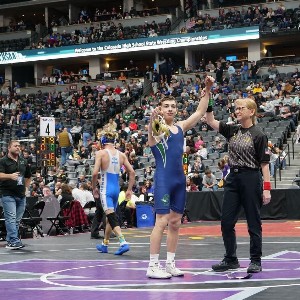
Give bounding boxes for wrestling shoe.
[6,242,25,250]
[96,243,108,253]
[212,259,240,272]
[147,263,172,279]
[247,262,262,273]
[114,243,130,255]
[165,261,185,277]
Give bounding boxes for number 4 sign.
[40,117,55,137]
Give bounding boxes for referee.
[206,98,271,273]
[0,140,32,249]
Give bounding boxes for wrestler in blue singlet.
[99,149,120,211]
[151,125,186,214]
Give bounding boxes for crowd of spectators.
[2,1,300,54]
[183,2,300,33]
[29,16,171,50]
[0,55,299,198]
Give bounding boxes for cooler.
[136,202,155,228]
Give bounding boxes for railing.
[170,8,184,34]
[291,131,297,160]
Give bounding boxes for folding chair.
[83,201,96,225]
[21,201,45,238]
[46,200,73,236]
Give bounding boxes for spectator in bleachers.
[218,156,230,179]
[280,105,296,131]
[215,62,224,83]
[290,102,299,125]
[194,135,204,151]
[291,68,300,79]
[129,152,140,170]
[15,123,30,139]
[41,74,49,85]
[269,142,278,178]
[259,100,275,117]
[240,61,249,82]
[209,136,225,154]
[249,61,260,83]
[82,120,94,147]
[129,119,138,132]
[145,179,154,194]
[186,176,198,192]
[202,168,218,191]
[196,144,208,160]
[70,121,82,147]
[191,156,206,174]
[268,63,279,80]
[58,127,73,167]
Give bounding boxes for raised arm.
[179,75,215,132]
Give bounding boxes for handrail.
[291,131,297,160]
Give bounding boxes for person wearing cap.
[92,131,135,255]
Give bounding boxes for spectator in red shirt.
[129,119,138,131]
[114,85,122,94]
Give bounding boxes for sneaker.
[247,262,262,273]
[165,261,184,277]
[96,244,108,253]
[147,263,172,279]
[212,259,240,272]
[114,243,130,255]
[6,242,25,250]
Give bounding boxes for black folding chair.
[83,201,96,226]
[46,200,73,236]
[21,201,45,237]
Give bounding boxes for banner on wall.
[0,27,259,65]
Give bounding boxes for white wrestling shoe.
[165,261,185,277]
[147,263,172,279]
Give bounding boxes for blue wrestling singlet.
[151,125,186,214]
[99,149,120,211]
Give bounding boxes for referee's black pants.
[221,169,263,263]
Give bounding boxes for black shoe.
[91,234,104,239]
[212,259,240,272]
[247,262,262,273]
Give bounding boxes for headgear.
[100,135,115,145]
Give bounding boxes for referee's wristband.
[263,182,271,190]
[206,106,213,113]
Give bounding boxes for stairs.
[272,138,300,189]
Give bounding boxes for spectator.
[202,168,218,191]
[186,177,198,192]
[15,123,30,138]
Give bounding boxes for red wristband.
[263,182,271,190]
